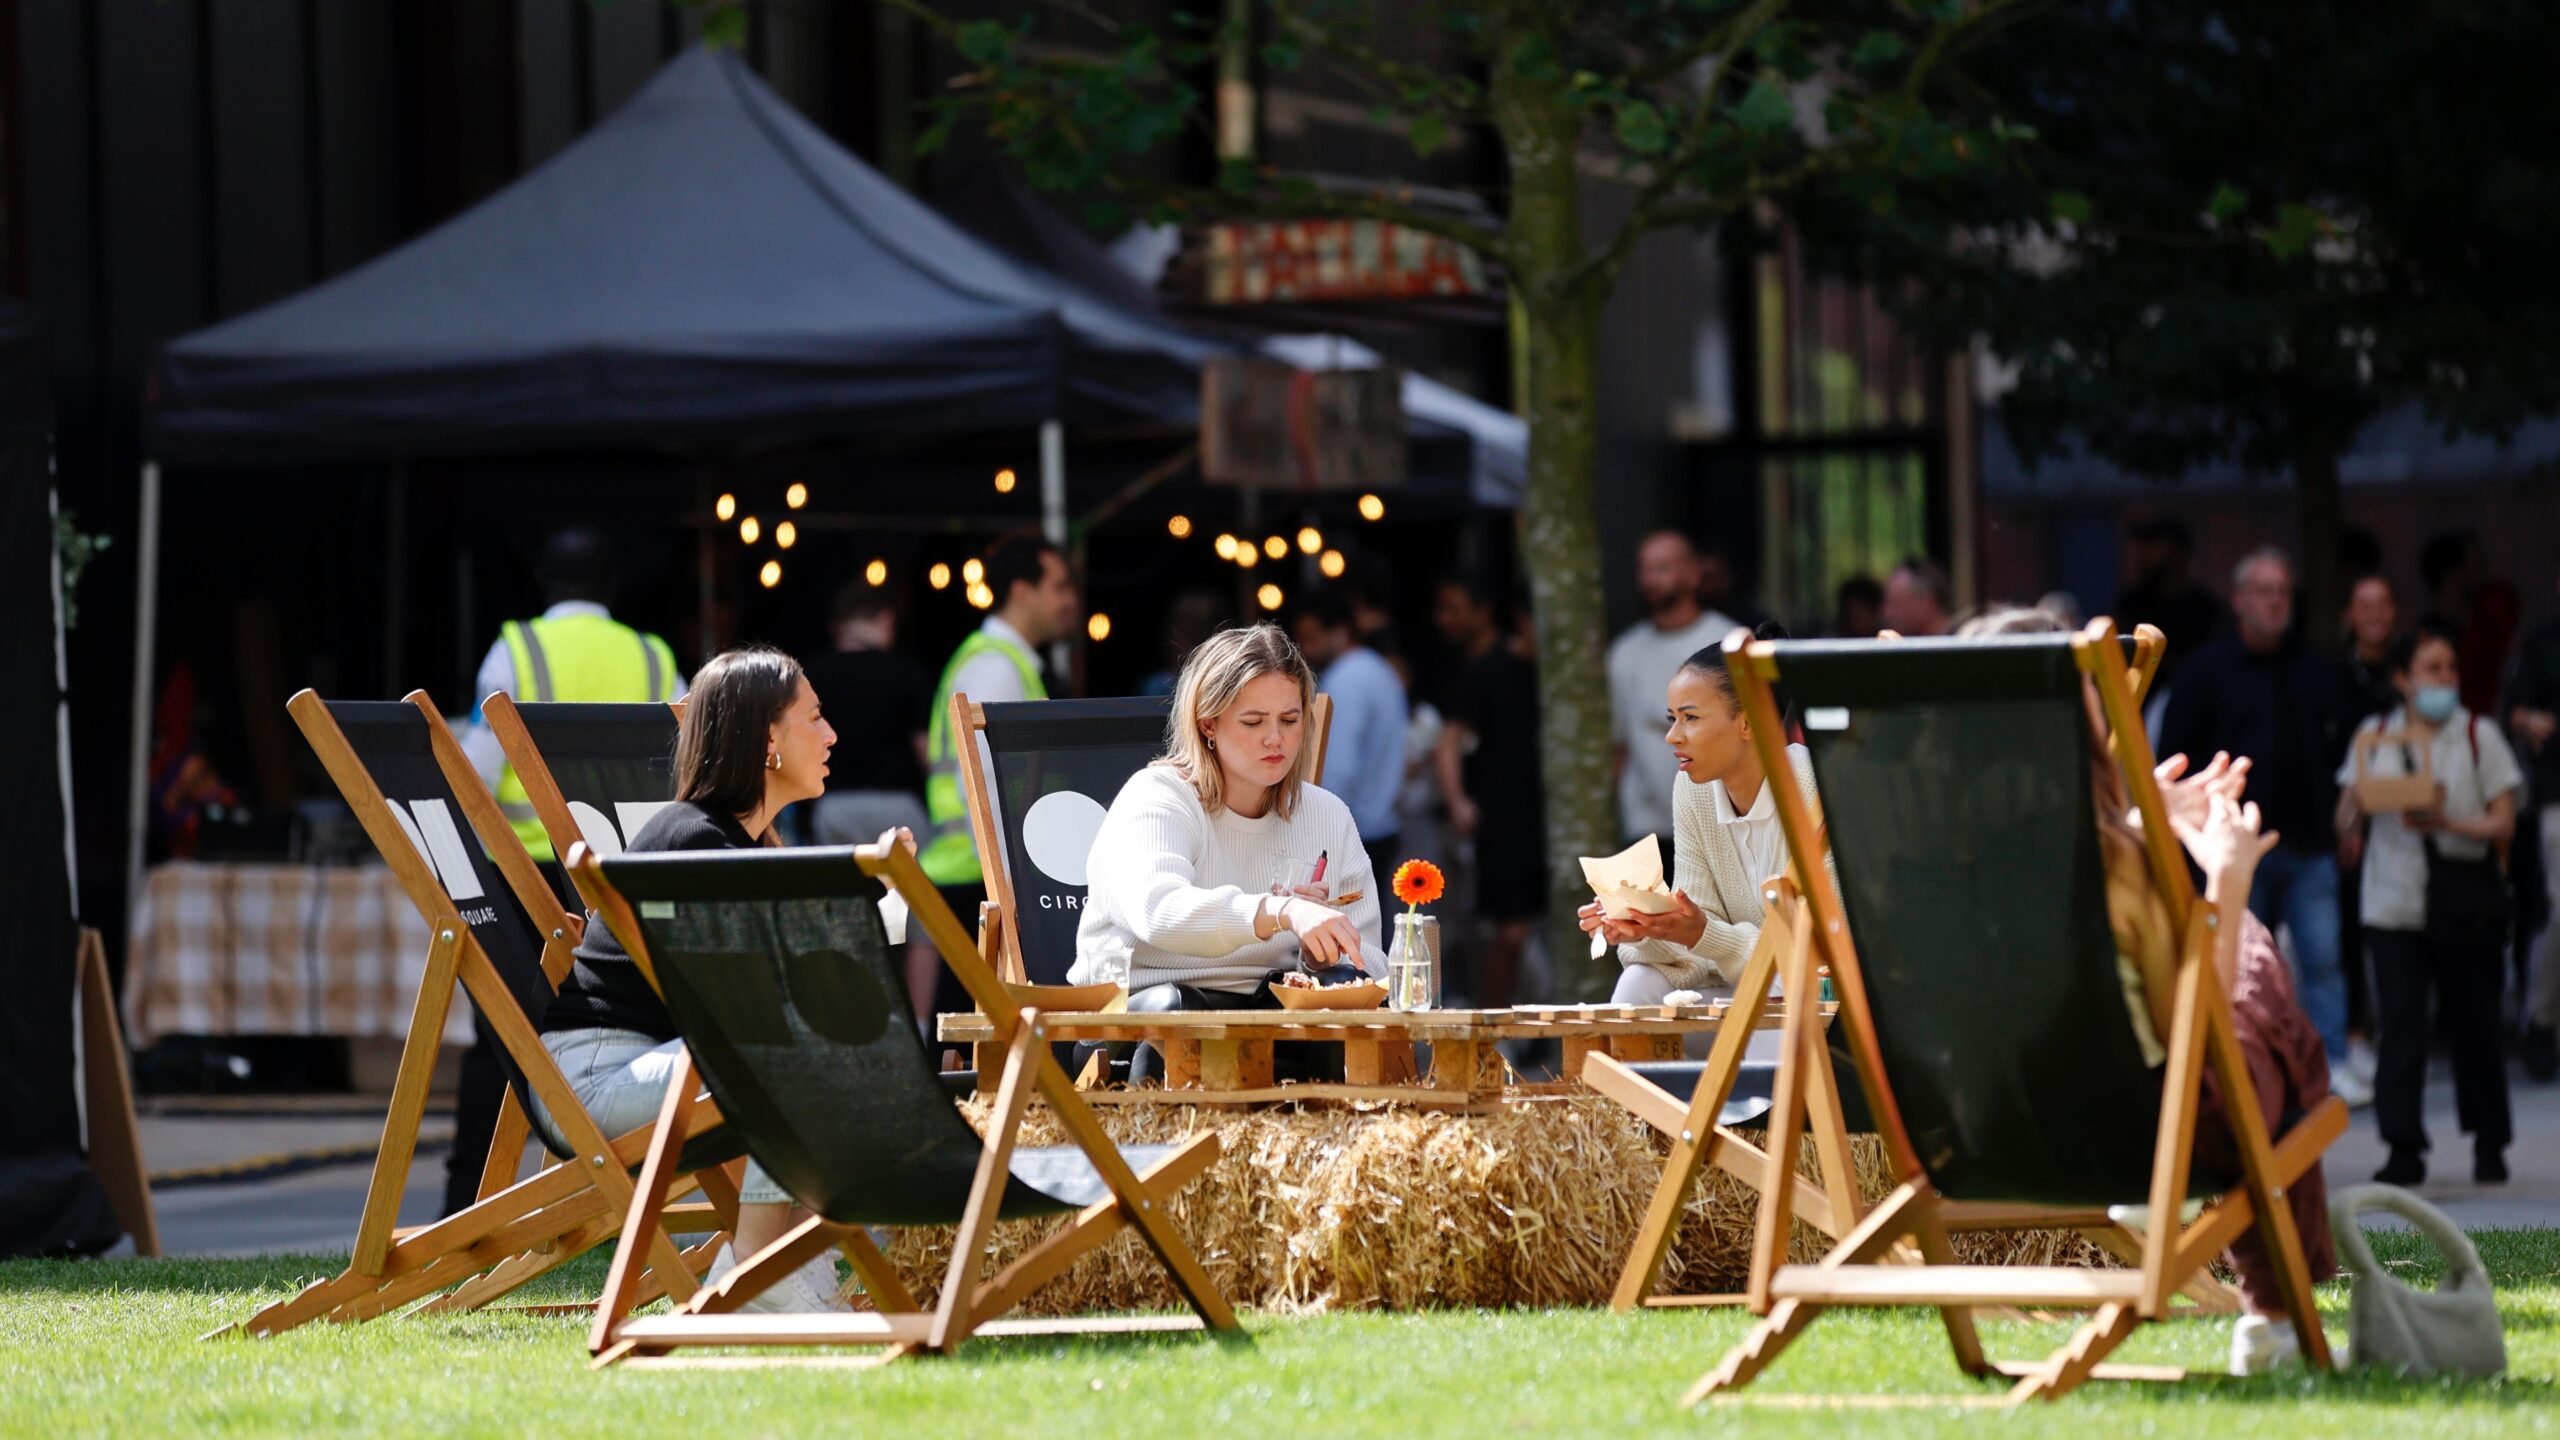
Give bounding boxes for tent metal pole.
[1040,419,1070,682]
[123,460,162,940]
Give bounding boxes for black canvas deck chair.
[217,692,737,1338]
[480,693,682,865]
[574,837,1238,1366]
[952,691,1331,986]
[1587,628,2181,1315]
[1692,621,2344,1406]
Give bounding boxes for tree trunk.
[1495,54,1617,998]
[2294,439,2345,654]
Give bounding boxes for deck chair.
[1692,621,2345,1406]
[953,691,1332,985]
[573,838,1239,1366]
[1588,627,2178,1314]
[479,694,681,865]
[217,692,738,1338]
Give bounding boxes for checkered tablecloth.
[125,861,475,1046]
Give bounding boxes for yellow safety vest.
[920,628,1047,886]
[493,614,680,860]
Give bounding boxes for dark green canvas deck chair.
[1694,621,2343,1407]
[1587,626,2186,1316]
[217,692,738,1338]
[953,692,1328,986]
[473,693,684,1202]
[574,837,1237,1367]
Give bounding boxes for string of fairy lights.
[715,467,1389,645]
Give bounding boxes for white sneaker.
[2229,1314,2301,1376]
[705,1242,851,1314]
[2346,1038,2379,1083]
[2330,1067,2374,1109]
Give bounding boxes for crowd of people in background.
[455,511,2556,1205]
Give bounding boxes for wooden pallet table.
[936,1001,1820,1105]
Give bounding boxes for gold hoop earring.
[766,751,782,771]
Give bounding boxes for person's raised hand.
[1281,898,1365,968]
[878,827,919,857]
[2187,790,2279,890]
[2152,750,2250,840]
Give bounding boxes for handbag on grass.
[2330,1184,2505,1378]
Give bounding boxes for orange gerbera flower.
[1391,859,1445,911]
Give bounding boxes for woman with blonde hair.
[1071,624,1386,1076]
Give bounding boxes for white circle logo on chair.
[1021,791,1110,886]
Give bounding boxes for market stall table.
[935,1001,1813,1105]
[124,860,472,1047]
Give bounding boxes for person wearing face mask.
[2334,623,2522,1186]
[1070,623,1388,1082]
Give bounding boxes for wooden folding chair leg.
[355,926,464,1277]
[2003,1303,2141,1405]
[477,1090,532,1203]
[1907,1206,1988,1377]
[2200,972,2333,1369]
[930,1013,1048,1352]
[1690,1182,1929,1403]
[968,1132,1223,1325]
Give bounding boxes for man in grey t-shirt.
[1607,531,1736,851]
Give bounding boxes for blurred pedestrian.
[1881,556,1952,637]
[2159,546,2365,1101]
[803,582,929,847]
[2335,624,2520,1184]
[2421,530,2520,717]
[1292,585,1410,885]
[916,532,1078,1020]
[2336,570,2402,1095]
[450,526,684,1218]
[1832,574,1883,639]
[1434,575,1542,1008]
[1608,531,1737,864]
[2506,568,2560,1080]
[2119,516,2227,690]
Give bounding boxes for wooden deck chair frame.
[575,837,1240,1367]
[1585,625,2181,1315]
[953,690,1332,985]
[478,691,683,872]
[1691,619,2342,1407]
[216,691,736,1339]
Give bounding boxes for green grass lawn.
[3,1229,2555,1439]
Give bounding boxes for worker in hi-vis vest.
[913,531,1079,1022]
[449,526,684,1217]
[460,528,687,864]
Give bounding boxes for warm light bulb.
[1358,493,1385,521]
[1256,583,1284,612]
[928,563,952,590]
[775,520,797,549]
[962,558,986,585]
[1168,515,1193,540]
[714,493,736,522]
[1319,549,1347,578]
[994,467,1017,494]
[1263,534,1288,560]
[1213,533,1238,560]
[967,582,995,609]
[739,516,761,544]
[1087,613,1112,643]
[785,482,808,510]
[1297,527,1323,555]
[865,558,888,586]
[759,559,783,589]
[1235,546,1258,570]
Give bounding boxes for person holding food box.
[1072,623,1388,1082]
[2334,622,2521,1186]
[1579,627,1828,1026]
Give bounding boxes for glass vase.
[1388,912,1441,1012]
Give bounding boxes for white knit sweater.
[1070,765,1388,993]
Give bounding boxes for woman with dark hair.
[534,644,890,1314]
[1578,625,1827,1019]
[1967,604,2337,1374]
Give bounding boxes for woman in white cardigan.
[1579,633,1824,1011]
[1072,623,1387,1078]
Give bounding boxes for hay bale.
[873,1096,2110,1313]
